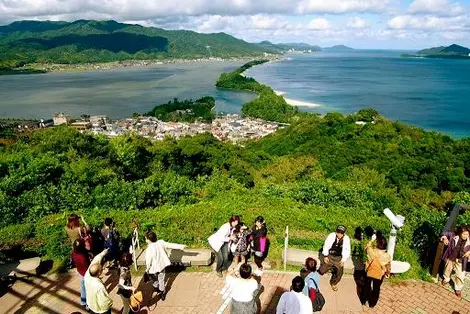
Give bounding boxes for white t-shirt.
[276,291,313,314]
[226,276,259,302]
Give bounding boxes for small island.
[322,45,355,52]
[403,44,470,59]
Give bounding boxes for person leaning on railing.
[440,224,470,297]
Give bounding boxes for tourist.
[71,239,91,310]
[145,231,186,300]
[351,227,366,299]
[232,223,251,266]
[65,214,90,244]
[318,225,351,291]
[360,235,391,308]
[117,253,135,314]
[208,215,240,277]
[250,216,268,272]
[276,276,313,314]
[84,248,113,314]
[101,217,120,268]
[440,224,470,297]
[226,263,260,314]
[302,257,320,297]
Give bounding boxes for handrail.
[431,203,468,277]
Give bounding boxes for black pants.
[360,276,383,308]
[214,243,230,272]
[254,255,264,270]
[318,255,344,285]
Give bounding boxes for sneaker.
[216,271,223,278]
[441,280,449,287]
[331,284,338,291]
[455,291,462,297]
[160,292,166,301]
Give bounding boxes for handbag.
[130,291,143,312]
[308,278,325,312]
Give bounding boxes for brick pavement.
[1,270,470,314]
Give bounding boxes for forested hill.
[0,20,269,68]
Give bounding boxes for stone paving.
[1,269,470,314]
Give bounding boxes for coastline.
[20,55,282,74]
[274,90,321,108]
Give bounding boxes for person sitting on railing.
[440,224,470,297]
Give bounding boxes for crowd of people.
[65,212,470,314]
[66,214,185,314]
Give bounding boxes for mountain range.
[0,20,269,68]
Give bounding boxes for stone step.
[135,248,213,267]
[282,248,355,274]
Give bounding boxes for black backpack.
[308,277,326,312]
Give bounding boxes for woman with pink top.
[250,216,268,272]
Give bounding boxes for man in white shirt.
[84,248,113,314]
[318,225,351,291]
[145,231,186,301]
[276,276,313,314]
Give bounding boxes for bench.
[135,248,213,267]
[282,248,355,274]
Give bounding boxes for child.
[232,223,251,265]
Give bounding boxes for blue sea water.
[0,61,255,120]
[246,50,470,138]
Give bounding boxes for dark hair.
[104,217,113,227]
[305,257,317,272]
[255,216,265,224]
[120,252,133,268]
[73,239,86,254]
[354,227,363,241]
[145,231,157,242]
[239,263,252,279]
[67,214,80,229]
[229,215,240,224]
[292,276,305,293]
[458,225,470,236]
[376,236,388,250]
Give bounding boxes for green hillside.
[256,41,321,53]
[0,20,269,68]
[405,44,470,59]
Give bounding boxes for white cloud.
[347,16,370,29]
[388,14,467,31]
[408,0,464,17]
[306,18,330,30]
[0,0,391,24]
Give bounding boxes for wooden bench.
[282,248,355,274]
[135,248,213,267]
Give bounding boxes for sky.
[0,0,469,49]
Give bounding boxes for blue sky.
[0,0,469,49]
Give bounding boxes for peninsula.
[403,44,470,59]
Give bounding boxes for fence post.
[284,226,289,271]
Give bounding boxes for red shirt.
[72,251,90,276]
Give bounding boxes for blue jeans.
[79,274,86,306]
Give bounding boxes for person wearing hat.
[318,225,351,291]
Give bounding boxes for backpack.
[103,229,119,250]
[366,255,384,280]
[308,278,325,312]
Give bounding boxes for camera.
[383,208,405,229]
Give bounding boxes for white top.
[84,251,113,313]
[321,232,351,263]
[208,222,231,252]
[276,291,313,314]
[226,275,259,302]
[145,240,185,274]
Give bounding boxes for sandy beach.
[274,90,321,108]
